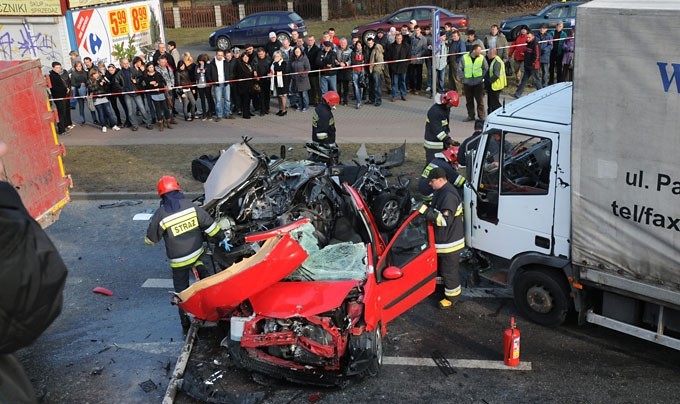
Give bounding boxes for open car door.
[373,211,437,324]
[177,220,310,322]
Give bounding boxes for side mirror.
[383,266,403,280]
[280,145,286,160]
[465,149,476,184]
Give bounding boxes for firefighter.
[418,146,466,202]
[424,90,459,165]
[312,90,340,145]
[418,167,465,309]
[145,176,222,328]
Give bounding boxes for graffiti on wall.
[0,23,62,66]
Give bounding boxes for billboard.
[0,0,65,16]
[66,0,164,64]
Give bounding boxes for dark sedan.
[352,6,469,43]
[209,11,308,51]
[500,1,584,40]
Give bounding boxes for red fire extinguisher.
[504,317,520,367]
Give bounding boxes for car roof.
[246,11,294,17]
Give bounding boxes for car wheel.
[362,30,376,43]
[277,32,290,45]
[360,325,383,378]
[513,267,571,327]
[216,36,231,51]
[371,192,402,232]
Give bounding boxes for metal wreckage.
[164,139,443,399]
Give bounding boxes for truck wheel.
[360,325,383,378]
[513,268,571,327]
[371,192,402,232]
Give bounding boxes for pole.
[432,10,440,101]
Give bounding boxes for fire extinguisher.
[504,316,520,367]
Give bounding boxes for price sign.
[108,9,130,37]
[131,6,149,32]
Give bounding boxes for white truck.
[463,0,680,350]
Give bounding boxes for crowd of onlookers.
[48,20,575,135]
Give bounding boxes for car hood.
[203,142,259,205]
[250,280,360,318]
[177,231,308,321]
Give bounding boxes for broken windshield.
[286,223,367,281]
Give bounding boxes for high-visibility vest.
[463,54,483,79]
[490,56,507,91]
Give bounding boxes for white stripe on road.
[142,278,174,288]
[383,356,532,371]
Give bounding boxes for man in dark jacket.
[254,48,272,115]
[514,31,542,98]
[145,176,222,328]
[152,42,176,70]
[418,146,466,201]
[305,36,322,106]
[388,33,410,102]
[265,32,282,57]
[318,41,338,95]
[49,62,72,135]
[206,50,235,120]
[106,63,130,127]
[418,167,465,310]
[312,90,339,145]
[0,142,68,403]
[120,58,153,130]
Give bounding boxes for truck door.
[469,128,558,259]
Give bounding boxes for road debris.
[98,200,142,209]
[139,379,158,393]
[92,287,114,296]
[431,351,456,376]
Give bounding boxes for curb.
[70,192,203,201]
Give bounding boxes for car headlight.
[209,32,216,38]
[351,28,359,34]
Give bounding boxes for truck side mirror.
[465,150,476,186]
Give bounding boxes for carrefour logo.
[88,33,103,55]
[658,62,680,93]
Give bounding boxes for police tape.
[47,36,573,102]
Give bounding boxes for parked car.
[500,1,584,40]
[352,6,469,43]
[209,11,308,51]
[177,185,438,386]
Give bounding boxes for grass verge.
[64,143,430,194]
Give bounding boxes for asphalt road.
[17,200,680,403]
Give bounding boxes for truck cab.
[463,83,574,326]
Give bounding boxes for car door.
[252,14,279,46]
[413,8,433,26]
[541,3,571,30]
[231,15,257,46]
[388,10,413,26]
[373,211,437,324]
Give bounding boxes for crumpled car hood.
[249,280,360,318]
[203,142,259,205]
[177,233,308,321]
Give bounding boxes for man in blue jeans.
[367,36,384,106]
[207,50,235,121]
[120,57,153,130]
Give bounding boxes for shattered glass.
[288,223,367,281]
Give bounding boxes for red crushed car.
[352,6,469,43]
[177,184,437,386]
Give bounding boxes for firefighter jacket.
[312,103,336,144]
[418,153,466,201]
[426,182,465,255]
[424,103,451,151]
[145,198,220,269]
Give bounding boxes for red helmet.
[322,91,340,106]
[440,90,459,107]
[441,146,460,166]
[157,175,181,197]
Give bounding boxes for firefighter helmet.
[157,175,181,197]
[442,146,460,166]
[440,90,460,107]
[322,90,340,106]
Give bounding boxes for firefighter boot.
[439,296,459,310]
[158,120,164,131]
[165,118,174,129]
